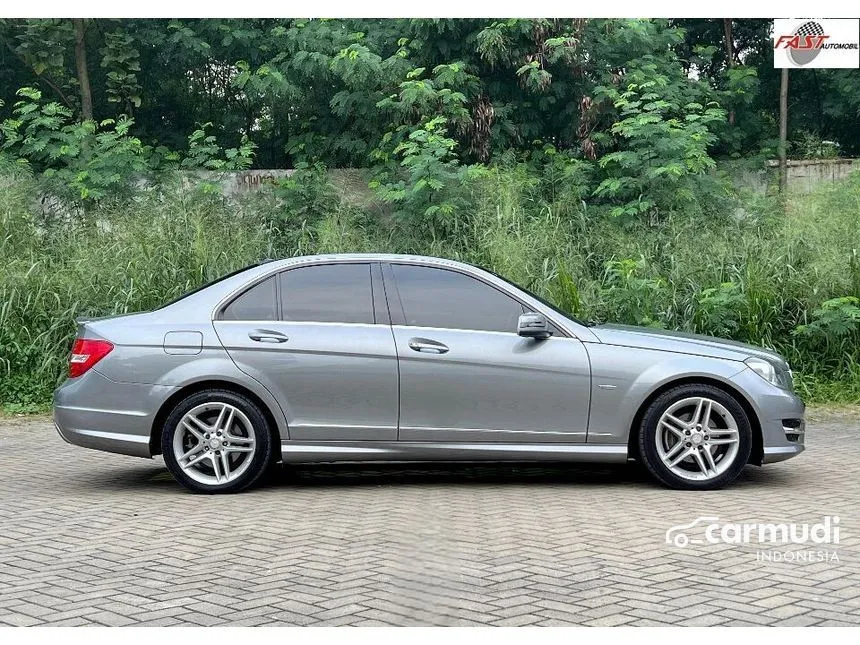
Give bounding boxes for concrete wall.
[213,161,858,198]
[737,158,860,195]
[208,169,295,196]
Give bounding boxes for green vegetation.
[2,162,859,409]
[3,18,859,167]
[1,18,859,409]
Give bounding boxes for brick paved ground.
[1,409,859,626]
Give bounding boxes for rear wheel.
[638,384,752,490]
[161,389,272,494]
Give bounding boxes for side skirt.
[280,441,628,464]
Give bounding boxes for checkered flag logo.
[790,21,826,65]
[795,21,825,37]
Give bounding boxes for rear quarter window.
[220,276,277,321]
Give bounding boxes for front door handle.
[408,338,449,354]
[248,330,289,343]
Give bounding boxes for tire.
[638,384,753,490]
[161,389,273,494]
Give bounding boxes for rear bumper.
[53,370,176,458]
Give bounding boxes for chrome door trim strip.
[280,442,627,463]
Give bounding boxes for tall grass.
[0,175,276,408]
[2,164,859,409]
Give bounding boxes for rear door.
[384,262,591,443]
[213,262,399,441]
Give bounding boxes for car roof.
[261,253,474,271]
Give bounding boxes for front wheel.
[638,384,753,490]
[161,389,273,494]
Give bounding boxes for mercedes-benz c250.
[54,254,805,493]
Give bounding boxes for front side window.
[391,264,523,333]
[279,263,375,324]
[221,276,277,321]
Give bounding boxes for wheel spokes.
[664,439,686,460]
[210,451,223,482]
[174,403,256,486]
[219,450,231,482]
[667,446,693,467]
[661,414,688,439]
[701,446,718,474]
[656,396,740,481]
[182,415,209,441]
[691,398,712,429]
[213,404,235,435]
[690,448,710,475]
[708,427,738,446]
[185,450,210,468]
[179,443,204,461]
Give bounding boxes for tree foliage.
[0,87,149,200]
[1,18,858,215]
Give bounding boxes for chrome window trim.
[385,260,573,339]
[209,255,591,341]
[212,260,379,324]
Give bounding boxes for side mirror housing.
[517,312,552,339]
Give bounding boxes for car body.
[54,253,805,493]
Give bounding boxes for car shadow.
[260,461,798,490]
[264,461,653,489]
[68,459,651,493]
[65,457,799,494]
[72,460,795,495]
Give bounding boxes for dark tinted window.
[221,276,276,321]
[481,265,586,329]
[392,264,523,333]
[280,264,374,324]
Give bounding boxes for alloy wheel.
[172,402,257,486]
[655,396,740,481]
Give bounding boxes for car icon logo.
[666,516,720,548]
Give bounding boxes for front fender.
[583,343,747,444]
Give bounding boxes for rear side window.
[391,264,523,333]
[221,276,277,321]
[279,263,374,324]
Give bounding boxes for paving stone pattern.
[0,411,858,626]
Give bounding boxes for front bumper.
[54,369,176,458]
[760,409,805,463]
[762,442,805,463]
[732,368,806,465]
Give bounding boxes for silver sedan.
[54,254,805,493]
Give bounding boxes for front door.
[214,262,399,441]
[384,263,591,443]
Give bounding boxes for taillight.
[69,338,114,378]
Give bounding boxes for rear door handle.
[408,337,449,354]
[248,330,289,344]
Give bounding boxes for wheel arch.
[626,376,763,465]
[150,379,282,457]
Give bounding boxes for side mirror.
[517,312,552,339]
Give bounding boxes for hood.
[591,324,789,369]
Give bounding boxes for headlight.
[745,357,785,389]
